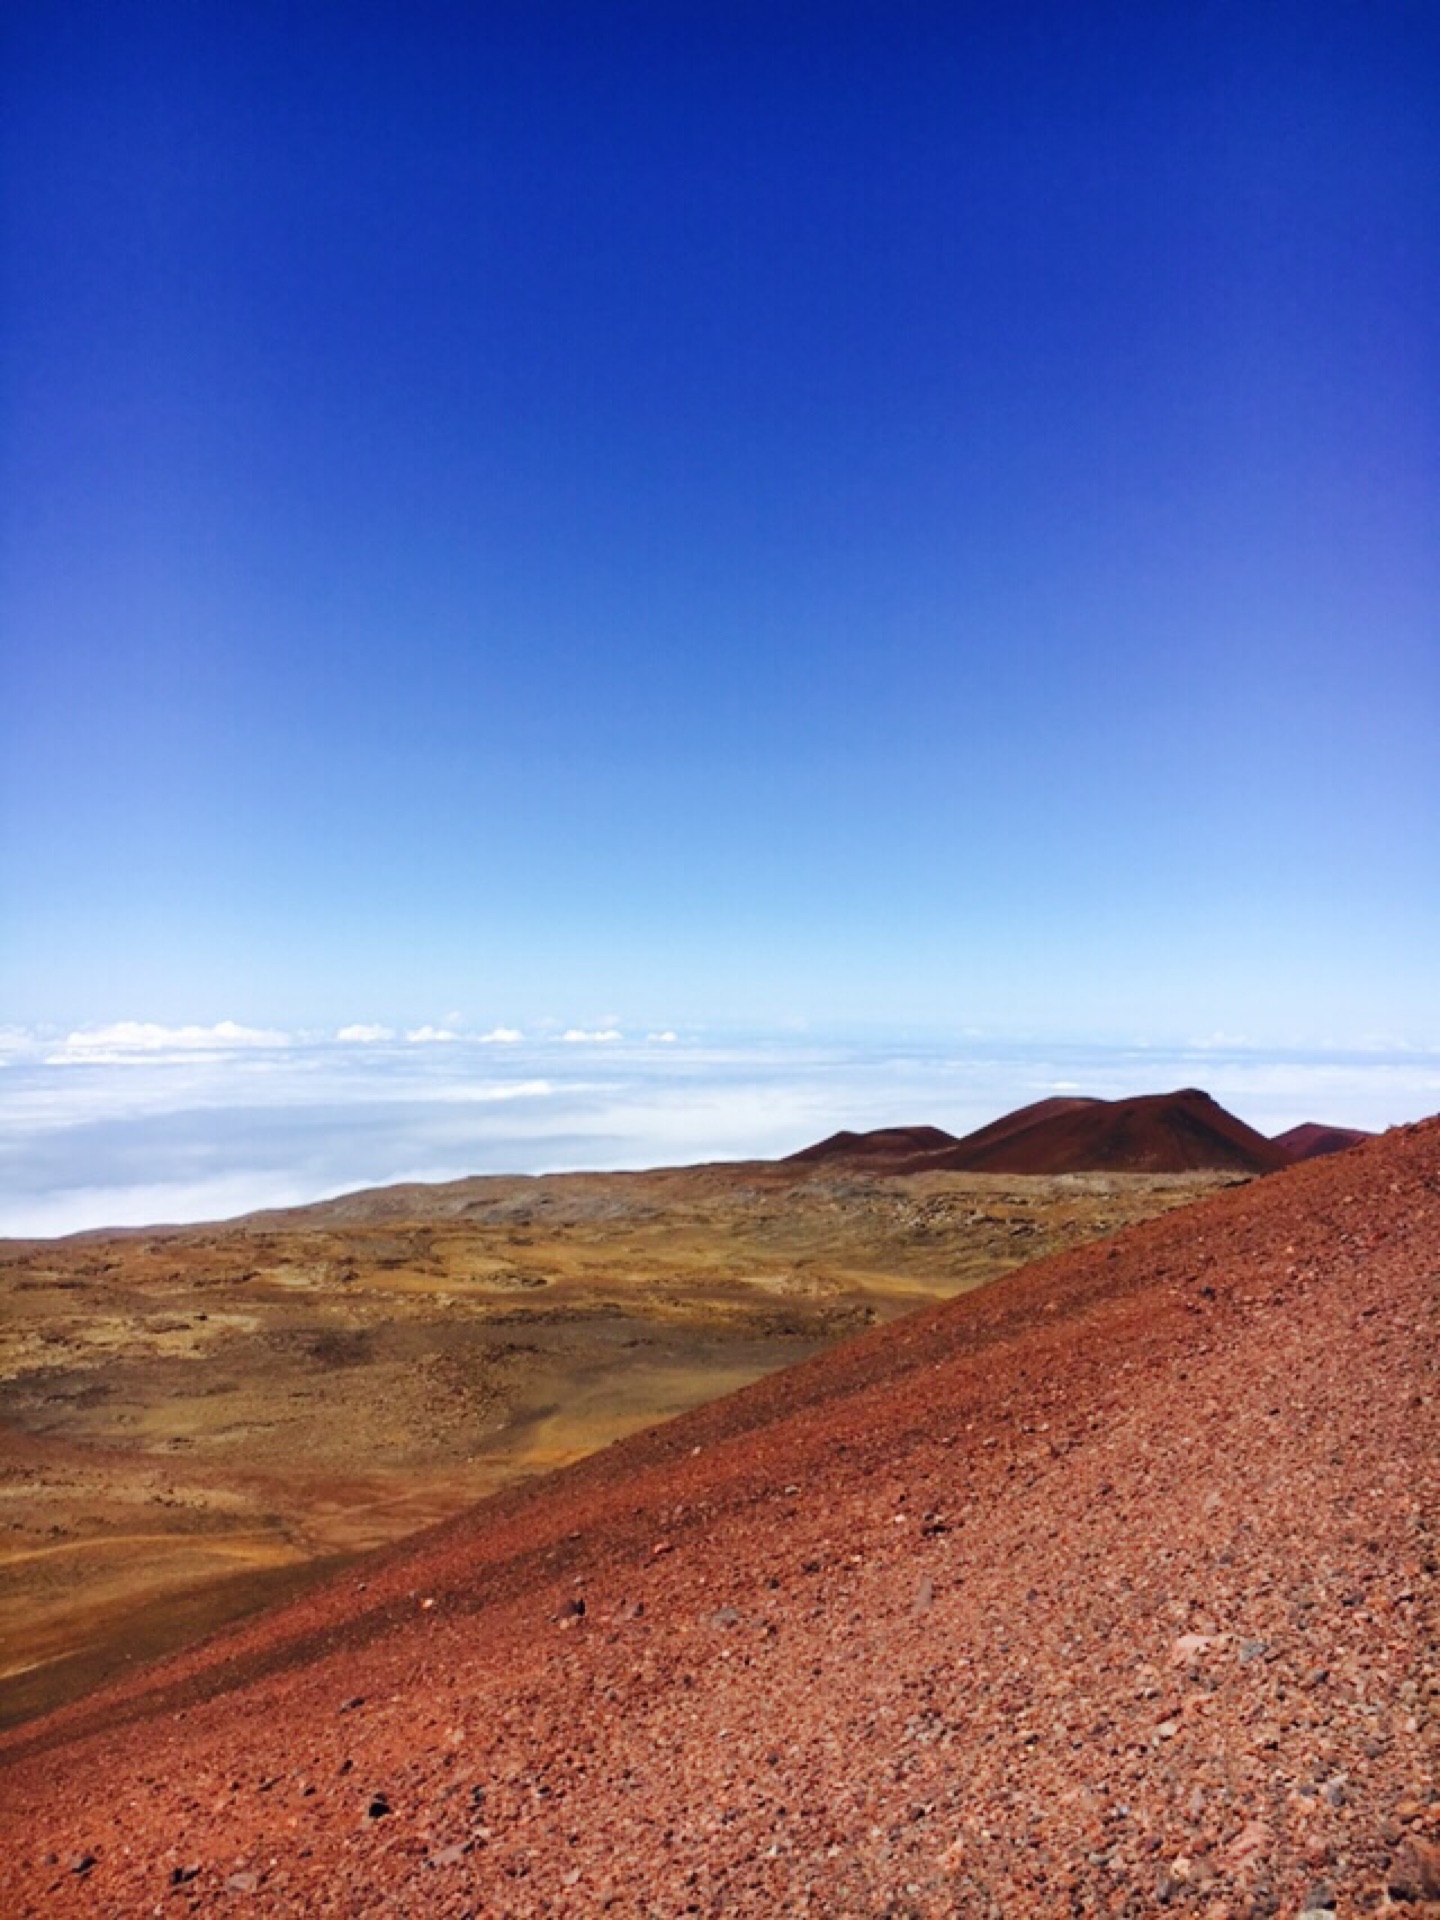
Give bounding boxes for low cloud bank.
[47,1020,291,1064]
[2,1029,1435,1239]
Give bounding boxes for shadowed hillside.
[1274,1120,1376,1161]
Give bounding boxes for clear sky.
[3,2,1437,1052]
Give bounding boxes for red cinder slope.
[3,1122,1438,1917]
[909,1086,1290,1175]
[1274,1121,1376,1161]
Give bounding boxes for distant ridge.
[1273,1121,1376,1161]
[783,1124,960,1166]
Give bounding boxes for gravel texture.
[2,1119,1437,1917]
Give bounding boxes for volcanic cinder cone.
[1274,1121,1376,1161]
[899,1087,1291,1175]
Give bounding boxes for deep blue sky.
[4,2,1437,1046]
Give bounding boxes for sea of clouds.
[1,1020,1437,1239]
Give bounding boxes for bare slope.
[3,1120,1436,1916]
[908,1087,1291,1176]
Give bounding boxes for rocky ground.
[0,1161,1224,1726]
[0,1123,1434,1916]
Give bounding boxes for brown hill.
[1274,1121,1376,1161]
[3,1119,1437,1915]
[904,1087,1290,1176]
[782,1123,960,1165]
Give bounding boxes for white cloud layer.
[479,1027,524,1044]
[405,1025,458,1044]
[2,1027,1435,1238]
[48,1020,291,1064]
[562,1028,623,1044]
[335,1023,394,1044]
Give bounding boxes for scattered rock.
[169,1863,200,1886]
[68,1852,96,1876]
[1388,1834,1440,1902]
[367,1794,392,1819]
[1170,1632,1214,1667]
[225,1871,260,1893]
[1225,1818,1272,1870]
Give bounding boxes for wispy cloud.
[646,1030,678,1044]
[479,1027,524,1044]
[405,1025,458,1044]
[335,1023,394,1044]
[0,1026,44,1065]
[47,1020,291,1064]
[429,1079,554,1104]
[562,1028,623,1044]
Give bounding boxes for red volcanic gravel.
[3,1121,1438,1917]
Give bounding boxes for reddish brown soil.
[2,1120,1437,1917]
[1275,1124,1377,1163]
[783,1125,961,1165]
[909,1089,1291,1177]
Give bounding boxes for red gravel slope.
[3,1121,1437,1917]
[910,1088,1291,1176]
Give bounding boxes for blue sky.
[3,5,1437,1094]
